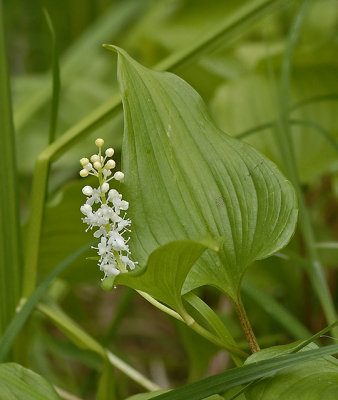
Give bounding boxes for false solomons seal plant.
[77,44,299,366]
[76,46,338,400]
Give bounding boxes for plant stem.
[0,0,23,333]
[233,296,260,353]
[137,291,248,359]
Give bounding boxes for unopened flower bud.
[114,171,124,181]
[101,183,109,193]
[94,161,102,170]
[82,185,93,196]
[105,160,116,169]
[84,162,93,171]
[95,138,104,147]
[80,157,89,166]
[80,169,89,177]
[105,148,114,157]
[91,154,100,163]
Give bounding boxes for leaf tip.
[102,43,118,53]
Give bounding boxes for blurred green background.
[4,0,338,398]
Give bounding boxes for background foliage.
[1,0,338,399]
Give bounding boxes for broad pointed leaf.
[0,363,61,400]
[111,46,298,301]
[109,238,219,316]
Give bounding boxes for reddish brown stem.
[234,296,260,353]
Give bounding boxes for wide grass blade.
[150,344,338,400]
[0,0,22,335]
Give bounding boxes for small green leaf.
[245,342,338,399]
[110,47,298,301]
[0,363,61,400]
[114,238,219,316]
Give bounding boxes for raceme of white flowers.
[80,138,137,279]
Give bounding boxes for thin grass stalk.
[0,0,22,334]
[272,0,338,335]
[22,0,289,297]
[43,8,60,144]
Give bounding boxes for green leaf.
[97,359,117,400]
[113,238,220,317]
[0,0,22,334]
[110,46,298,301]
[125,392,224,400]
[244,343,338,399]
[0,363,61,400]
[149,344,338,400]
[125,392,169,400]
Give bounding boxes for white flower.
[108,230,129,252]
[97,237,111,256]
[121,255,137,271]
[100,263,120,278]
[86,188,101,206]
[80,139,137,282]
[93,226,107,238]
[117,218,131,232]
[80,204,92,215]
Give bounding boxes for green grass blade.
[290,93,338,111]
[150,344,338,400]
[0,243,90,362]
[43,8,60,144]
[289,119,338,152]
[0,0,22,335]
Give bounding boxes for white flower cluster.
[79,138,137,279]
